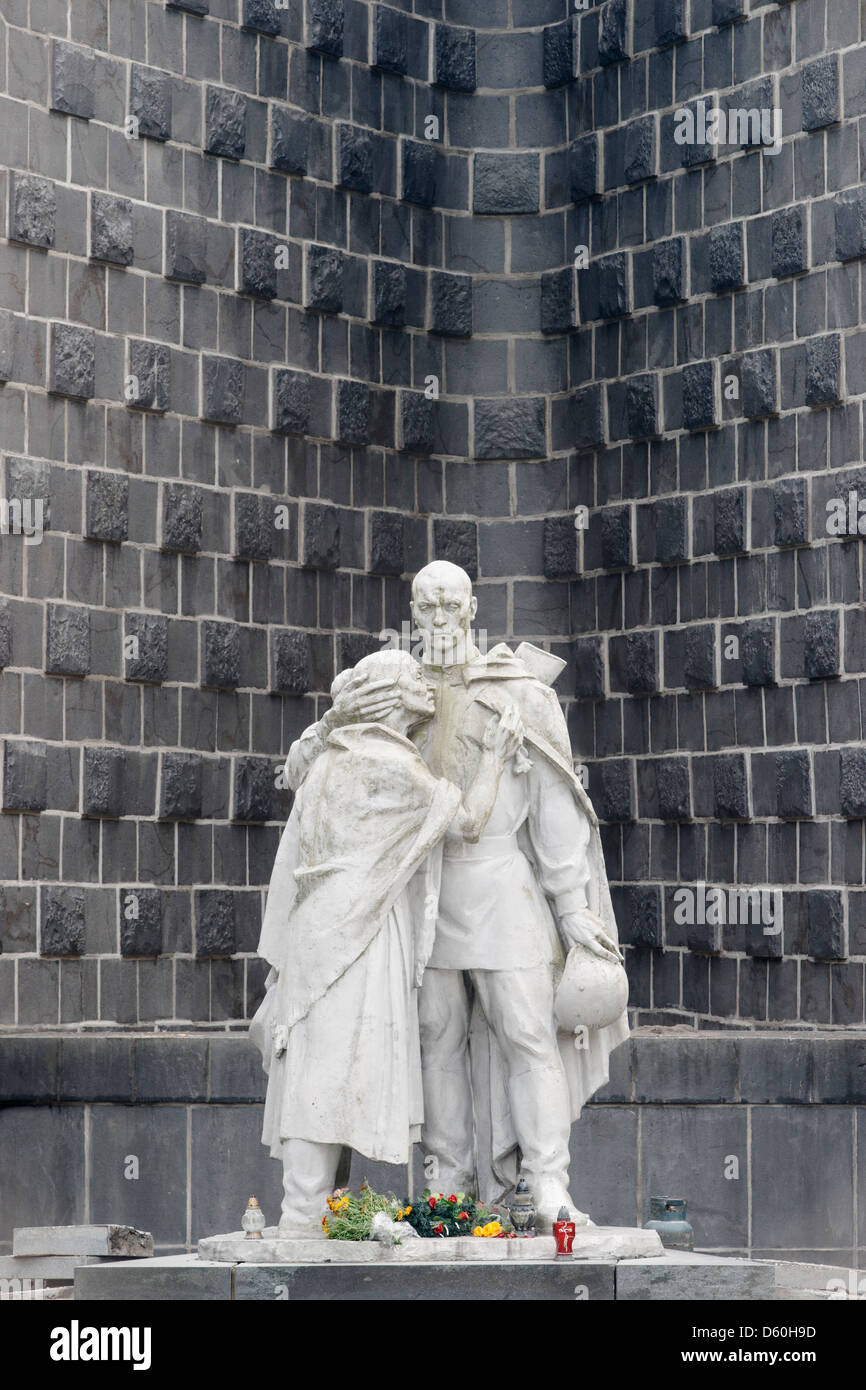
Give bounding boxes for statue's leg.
[279,1138,343,1238]
[473,966,588,1230]
[418,968,475,1195]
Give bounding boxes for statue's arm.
[451,706,523,842]
[285,673,403,791]
[284,718,331,792]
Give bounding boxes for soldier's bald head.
[411,561,473,602]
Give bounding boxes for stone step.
[13,1225,153,1259]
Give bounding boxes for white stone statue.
[252,645,524,1236]
[252,561,629,1236]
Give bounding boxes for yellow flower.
[475,1221,502,1237]
[404,1205,412,1216]
[395,1211,403,1221]
[472,1226,484,1237]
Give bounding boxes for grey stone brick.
[85,470,129,543]
[400,390,435,454]
[303,502,341,569]
[270,109,310,175]
[682,361,717,430]
[10,173,57,251]
[776,749,812,819]
[0,311,13,381]
[835,188,866,262]
[127,339,170,411]
[653,495,689,564]
[90,192,133,266]
[51,41,95,120]
[573,384,605,449]
[572,635,604,697]
[124,613,169,683]
[626,373,659,438]
[272,369,312,435]
[46,603,90,677]
[434,24,476,92]
[625,630,657,693]
[239,228,279,300]
[597,505,628,570]
[473,154,539,215]
[2,739,47,812]
[802,55,839,132]
[205,85,247,159]
[740,349,776,419]
[41,886,85,957]
[840,748,866,818]
[806,890,846,960]
[569,134,598,203]
[202,620,242,688]
[709,222,744,293]
[234,492,275,562]
[401,138,436,208]
[596,253,629,320]
[201,355,244,425]
[162,482,203,553]
[372,260,406,327]
[168,0,209,13]
[598,758,634,821]
[164,210,207,284]
[270,629,313,694]
[804,610,839,680]
[543,20,574,89]
[336,378,370,445]
[712,0,745,24]
[475,397,544,460]
[242,0,281,35]
[373,4,407,75]
[713,753,749,820]
[654,0,687,46]
[83,746,126,818]
[307,0,344,58]
[543,515,577,579]
[805,334,841,407]
[714,488,745,554]
[195,889,235,957]
[160,751,203,820]
[337,124,373,193]
[232,756,274,822]
[653,237,684,305]
[0,606,11,669]
[540,267,573,334]
[431,271,472,337]
[624,116,656,184]
[119,888,162,957]
[599,0,628,66]
[657,758,691,820]
[370,510,405,576]
[129,64,172,142]
[433,518,478,579]
[771,206,807,278]
[620,886,662,948]
[305,244,344,313]
[741,618,775,686]
[684,626,716,690]
[773,479,808,547]
[49,323,95,399]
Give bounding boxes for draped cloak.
[251,724,461,1165]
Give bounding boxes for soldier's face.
[411,578,477,663]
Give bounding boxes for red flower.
[448,1194,457,1204]
[428,1196,437,1209]
[457,1211,469,1220]
[433,1223,444,1234]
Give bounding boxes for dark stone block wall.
[0,0,865,1041]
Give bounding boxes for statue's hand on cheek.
[327,675,401,728]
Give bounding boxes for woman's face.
[396,663,436,726]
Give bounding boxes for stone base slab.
[197,1224,664,1264]
[75,1248,778,1301]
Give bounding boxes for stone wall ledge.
[1,1030,865,1106]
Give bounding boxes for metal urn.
[508,1178,536,1234]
